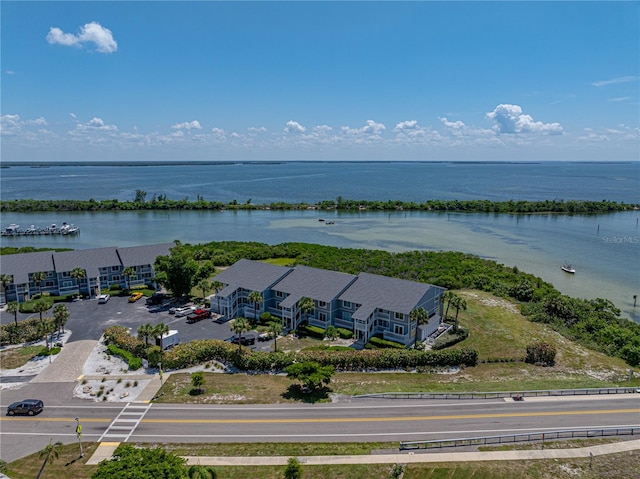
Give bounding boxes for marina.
[1,222,80,237]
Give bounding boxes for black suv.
[7,399,44,416]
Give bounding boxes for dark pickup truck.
[186,308,212,323]
[229,331,258,346]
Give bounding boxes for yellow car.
[128,292,144,303]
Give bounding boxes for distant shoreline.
[3,160,637,168]
[1,198,637,214]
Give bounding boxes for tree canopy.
[91,444,187,479]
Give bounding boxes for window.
[111,266,120,272]
[395,312,404,320]
[276,291,284,298]
[318,301,326,308]
[319,312,327,322]
[62,281,72,288]
[45,281,54,287]
[100,276,108,282]
[394,324,404,335]
[112,275,120,281]
[62,271,70,277]
[343,301,351,308]
[379,320,389,328]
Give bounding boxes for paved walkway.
[31,339,97,383]
[87,438,640,466]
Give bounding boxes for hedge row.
[432,328,469,350]
[365,335,406,349]
[103,327,478,372]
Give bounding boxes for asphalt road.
[1,394,638,462]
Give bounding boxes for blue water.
[1,161,639,204]
[1,161,639,321]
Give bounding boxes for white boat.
[561,263,576,274]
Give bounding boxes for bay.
[1,161,639,321]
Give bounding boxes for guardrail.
[400,426,640,450]
[355,387,639,400]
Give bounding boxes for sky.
[1,1,639,162]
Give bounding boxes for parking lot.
[1,296,274,352]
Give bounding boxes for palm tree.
[70,266,86,298]
[297,297,315,328]
[152,322,170,346]
[137,323,155,346]
[122,266,136,291]
[35,439,62,479]
[187,464,217,479]
[32,271,47,296]
[410,307,430,348]
[53,303,70,336]
[7,301,19,327]
[268,321,283,352]
[0,273,12,304]
[212,280,223,312]
[247,291,263,322]
[451,296,467,333]
[231,317,250,353]
[442,291,455,321]
[33,299,52,349]
[196,278,212,302]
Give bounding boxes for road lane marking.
[139,408,640,424]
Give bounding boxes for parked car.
[7,399,44,416]
[186,308,212,323]
[128,292,144,303]
[174,306,196,317]
[98,294,110,304]
[257,332,271,341]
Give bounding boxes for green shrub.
[525,341,556,366]
[325,325,338,340]
[107,343,142,370]
[298,324,326,339]
[337,327,353,339]
[432,328,469,350]
[366,335,406,349]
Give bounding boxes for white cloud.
[591,76,639,87]
[172,120,201,130]
[47,22,118,54]
[607,97,631,103]
[485,104,563,135]
[284,120,306,133]
[342,120,386,139]
[394,120,419,131]
[6,70,15,75]
[248,126,267,132]
[72,117,118,133]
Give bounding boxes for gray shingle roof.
[339,272,434,315]
[117,243,173,267]
[275,265,357,308]
[53,248,121,278]
[214,259,292,292]
[1,251,55,284]
[0,243,174,284]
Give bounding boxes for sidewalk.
[87,438,640,467]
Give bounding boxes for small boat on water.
[561,263,576,274]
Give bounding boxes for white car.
[98,294,110,304]
[174,306,196,317]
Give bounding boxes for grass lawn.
[5,442,638,479]
[0,345,47,370]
